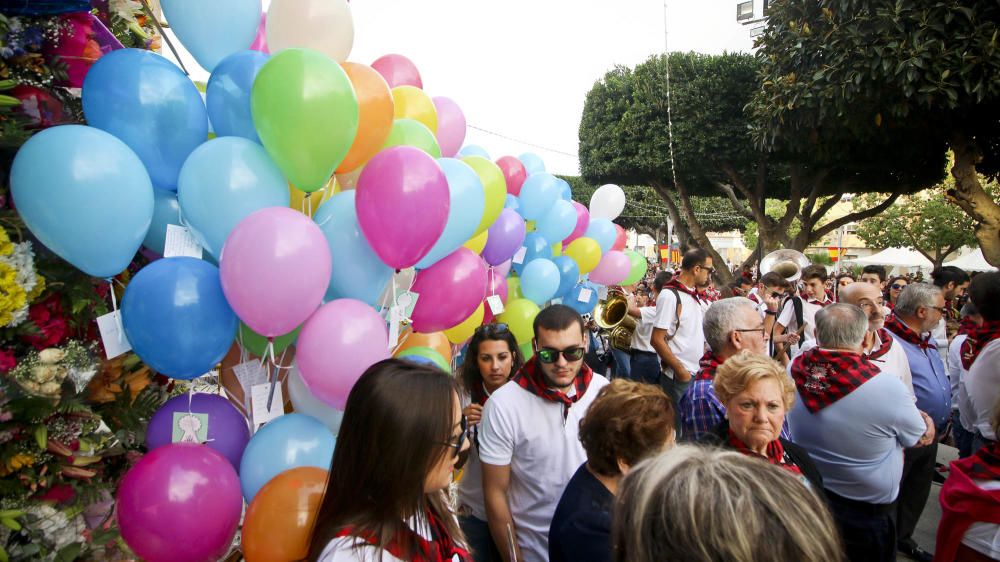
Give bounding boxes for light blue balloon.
[586,218,617,254]
[10,125,154,278]
[239,413,335,502]
[504,194,520,211]
[314,191,394,305]
[553,255,581,298]
[83,49,208,191]
[512,232,553,276]
[536,199,577,244]
[520,259,561,305]
[206,50,269,142]
[415,158,486,269]
[519,152,546,175]
[557,178,572,200]
[143,189,182,256]
[567,281,599,315]
[518,173,561,221]
[177,137,290,259]
[161,0,261,72]
[458,144,491,159]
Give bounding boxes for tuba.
[594,289,638,352]
[760,249,811,283]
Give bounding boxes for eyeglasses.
[925,306,948,314]
[475,323,509,336]
[734,327,765,336]
[890,283,906,290]
[536,346,586,364]
[769,291,784,299]
[439,416,468,459]
[698,265,716,274]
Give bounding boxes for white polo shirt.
[629,307,657,353]
[652,284,707,375]
[777,297,828,354]
[965,339,1000,440]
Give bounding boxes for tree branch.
[812,191,903,241]
[809,187,846,226]
[715,181,757,221]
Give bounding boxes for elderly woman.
[700,351,823,491]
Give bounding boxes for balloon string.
[106,278,124,344]
[265,339,278,412]
[307,192,313,217]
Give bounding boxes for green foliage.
[806,252,834,265]
[743,199,803,249]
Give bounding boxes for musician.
[772,265,831,364]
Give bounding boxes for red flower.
[23,295,69,350]
[36,483,76,505]
[0,349,16,373]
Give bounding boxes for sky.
[165,1,754,176]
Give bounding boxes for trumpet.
[594,289,637,352]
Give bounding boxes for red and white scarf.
[335,509,471,562]
[727,427,802,476]
[693,351,723,382]
[665,278,707,305]
[867,328,894,361]
[884,314,934,350]
[513,357,593,420]
[790,348,881,412]
[960,319,1000,370]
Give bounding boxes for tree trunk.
[658,190,691,252]
[654,181,735,285]
[948,133,1000,267]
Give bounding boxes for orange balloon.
[242,466,328,562]
[337,62,394,173]
[394,328,452,365]
[335,166,363,191]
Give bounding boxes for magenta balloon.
[250,13,268,53]
[220,207,331,337]
[563,201,591,245]
[356,146,450,269]
[589,250,632,286]
[410,248,488,332]
[496,156,527,196]
[371,53,422,88]
[432,96,466,158]
[483,268,509,324]
[117,444,242,562]
[296,299,390,409]
[481,208,526,266]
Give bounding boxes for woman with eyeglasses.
[308,359,472,562]
[884,276,909,311]
[457,323,524,562]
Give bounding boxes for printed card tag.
[232,360,268,397]
[394,290,419,319]
[597,286,609,301]
[251,383,284,426]
[550,297,563,305]
[164,224,203,259]
[172,412,209,443]
[511,246,528,265]
[388,307,402,350]
[578,288,593,303]
[97,310,131,359]
[486,295,505,316]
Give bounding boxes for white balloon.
[288,363,344,435]
[589,184,626,221]
[267,0,354,61]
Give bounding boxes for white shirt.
[965,339,1000,440]
[777,297,828,353]
[747,287,769,318]
[933,317,951,377]
[948,334,968,410]
[964,480,1000,559]
[478,374,610,562]
[319,513,465,562]
[629,306,657,352]
[652,284,707,375]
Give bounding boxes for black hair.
[931,265,970,288]
[968,271,1000,321]
[681,249,711,271]
[533,304,585,338]
[861,265,887,282]
[654,271,673,292]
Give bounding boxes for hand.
[463,403,484,426]
[626,293,637,307]
[763,292,781,312]
[917,411,936,447]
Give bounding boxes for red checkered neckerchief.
[884,315,934,350]
[747,291,761,305]
[790,348,881,413]
[665,278,707,305]
[964,440,1000,481]
[799,291,832,308]
[960,320,1000,370]
[957,317,979,337]
[693,351,724,381]
[334,508,471,562]
[726,427,803,476]
[512,357,594,420]
[867,328,894,361]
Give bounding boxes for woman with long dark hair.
[308,359,471,562]
[884,276,909,310]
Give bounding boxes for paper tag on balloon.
[172,412,209,443]
[578,288,593,303]
[163,224,203,259]
[96,310,131,359]
[512,246,528,265]
[251,383,284,426]
[486,295,505,316]
[394,290,419,319]
[597,286,609,301]
[387,306,402,350]
[550,297,563,305]
[233,360,268,405]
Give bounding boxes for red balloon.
[612,224,627,251]
[495,156,527,196]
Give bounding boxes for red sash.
[334,509,471,562]
[693,351,723,382]
[884,315,934,350]
[665,279,706,305]
[960,320,1000,370]
[726,428,802,476]
[867,328,894,361]
[513,357,593,420]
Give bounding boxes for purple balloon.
[220,207,331,337]
[432,96,467,158]
[356,146,450,269]
[146,393,250,471]
[410,248,488,332]
[563,201,591,246]
[482,208,526,266]
[589,250,632,286]
[117,444,242,562]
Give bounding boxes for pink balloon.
[496,156,527,196]
[371,53,422,88]
[589,250,632,286]
[356,146,450,269]
[432,96,466,158]
[612,223,627,251]
[117,444,242,562]
[410,248,489,333]
[297,299,390,409]
[220,207,331,337]
[250,13,269,53]
[494,258,513,278]
[563,201,591,246]
[483,268,509,324]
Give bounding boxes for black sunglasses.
[475,323,509,336]
[440,416,468,459]
[890,283,906,290]
[536,346,586,364]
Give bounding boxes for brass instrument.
[760,249,811,283]
[594,289,638,351]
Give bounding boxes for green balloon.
[507,276,523,300]
[519,341,534,361]
[251,48,359,192]
[238,323,301,357]
[622,249,648,285]
[397,346,451,372]
[383,118,441,158]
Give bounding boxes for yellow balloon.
[551,243,562,257]
[464,230,489,254]
[498,298,541,345]
[525,220,536,232]
[392,86,438,134]
[444,303,485,344]
[289,180,335,217]
[461,156,506,235]
[507,276,523,300]
[564,237,602,274]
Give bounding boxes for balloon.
[142,187,181,256]
[589,183,627,220]
[178,137,290,259]
[497,298,541,345]
[535,198,576,245]
[338,62,394,172]
[82,49,207,191]
[266,0,353,61]
[622,249,649,285]
[566,282,599,315]
[495,259,513,279]
[481,209,526,266]
[612,224,627,251]
[517,173,561,221]
[410,248,488,333]
[122,258,238,379]
[552,255,581,298]
[464,230,489,255]
[287,365,343,435]
[382,118,441,158]
[415,159,486,269]
[557,178,572,200]
[590,250,632,286]
[146,393,250,471]
[564,201,591,245]
[461,156,506,235]
[243,466,327,562]
[519,152,546,175]
[335,167,362,191]
[504,194,520,211]
[238,322,300,357]
[397,346,451,372]
[512,232,553,276]
[496,156,527,196]
[220,207,331,337]
[482,271,509,324]
[585,218,618,254]
[240,413,335,502]
[161,0,260,72]
[433,96,467,158]
[371,53,422,88]
[355,146,450,269]
[250,13,268,53]
[394,329,453,365]
[564,237,602,274]
[552,242,563,257]
[117,444,241,562]
[296,299,390,409]
[206,50,269,142]
[289,181,335,217]
[520,259,561,305]
[520,341,535,361]
[458,145,491,159]
[507,276,523,301]
[392,86,437,133]
[251,48,358,192]
[313,191,393,305]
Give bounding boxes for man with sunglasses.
[478,305,610,562]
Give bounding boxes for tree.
[751,0,1000,265]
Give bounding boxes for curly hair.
[713,351,797,411]
[579,379,674,476]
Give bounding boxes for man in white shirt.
[773,264,832,364]
[627,271,672,385]
[950,301,982,458]
[838,282,916,399]
[479,304,610,562]
[963,271,1000,449]
[931,266,971,375]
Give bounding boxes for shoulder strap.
[664,287,683,342]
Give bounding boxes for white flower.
[38,348,65,365]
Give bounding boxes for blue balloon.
[161,0,261,72]
[553,256,581,298]
[504,194,520,211]
[121,257,238,379]
[518,173,560,220]
[512,232,553,276]
[557,178,572,200]
[143,189,182,256]
[416,158,486,269]
[206,50,269,141]
[520,259,561,305]
[458,144,491,159]
[566,281,599,315]
[239,414,335,502]
[519,152,546,175]
[10,125,154,278]
[177,137,290,259]
[83,49,208,191]
[585,218,617,254]
[314,192,394,306]
[536,199,577,244]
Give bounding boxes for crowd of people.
[301,248,1000,562]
